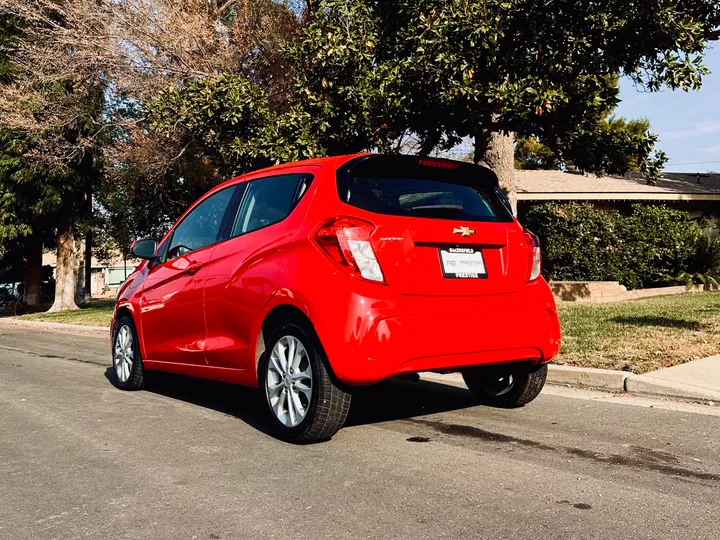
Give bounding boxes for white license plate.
[439,248,487,279]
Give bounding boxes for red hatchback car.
[111,154,561,442]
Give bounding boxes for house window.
[106,267,134,286]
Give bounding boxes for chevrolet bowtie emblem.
[453,226,476,237]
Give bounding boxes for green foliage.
[516,115,658,175]
[145,74,283,177]
[561,119,669,184]
[6,0,720,273]
[292,0,718,177]
[0,129,73,249]
[143,0,406,175]
[94,151,221,259]
[676,233,720,291]
[0,12,22,84]
[0,7,102,310]
[523,203,701,289]
[605,117,651,140]
[515,137,557,170]
[142,0,719,187]
[0,13,76,258]
[283,0,405,155]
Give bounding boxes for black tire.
[259,322,351,444]
[111,315,145,391]
[462,363,547,408]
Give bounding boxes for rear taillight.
[524,228,542,282]
[314,217,386,283]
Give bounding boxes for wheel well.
[257,305,312,365]
[261,304,312,337]
[114,306,146,359]
[114,306,132,330]
[257,304,350,391]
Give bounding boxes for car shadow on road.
[345,380,478,427]
[104,368,478,436]
[104,367,276,437]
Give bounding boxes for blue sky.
[616,45,720,173]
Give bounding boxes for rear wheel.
[111,315,144,391]
[260,322,351,443]
[462,363,547,408]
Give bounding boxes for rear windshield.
[345,174,513,223]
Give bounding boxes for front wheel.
[462,363,547,408]
[111,315,145,390]
[260,322,351,443]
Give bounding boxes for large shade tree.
[0,0,302,308]
[288,0,720,211]
[149,0,719,215]
[0,11,81,308]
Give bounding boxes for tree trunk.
[84,227,93,304]
[474,129,517,216]
[23,233,43,308]
[48,208,80,312]
[84,182,93,304]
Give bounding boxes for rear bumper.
[311,278,561,385]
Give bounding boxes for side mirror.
[130,238,158,260]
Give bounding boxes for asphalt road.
[1,324,719,540]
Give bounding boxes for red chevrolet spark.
[111,154,561,443]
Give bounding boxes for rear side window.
[340,156,513,222]
[232,174,311,237]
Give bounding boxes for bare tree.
[0,0,299,310]
[0,0,297,158]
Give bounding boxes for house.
[42,249,139,297]
[515,170,720,231]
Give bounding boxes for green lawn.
[14,292,720,374]
[17,300,116,327]
[556,292,720,373]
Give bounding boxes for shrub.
[676,232,720,291]
[523,203,700,289]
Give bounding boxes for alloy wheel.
[265,335,313,427]
[114,325,134,383]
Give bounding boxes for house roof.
[515,170,720,201]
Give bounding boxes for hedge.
[522,203,700,289]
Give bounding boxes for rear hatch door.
[336,155,528,296]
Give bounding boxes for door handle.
[185,261,206,274]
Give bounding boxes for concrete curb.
[547,364,627,392]
[424,364,720,405]
[550,365,720,403]
[0,317,108,336]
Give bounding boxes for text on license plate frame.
[439,247,487,279]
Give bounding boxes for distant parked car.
[111,154,561,443]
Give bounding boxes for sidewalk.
[425,356,720,404]
[627,355,720,402]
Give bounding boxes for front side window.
[232,174,310,237]
[167,186,235,260]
